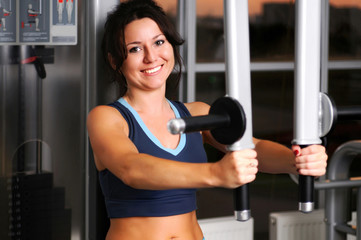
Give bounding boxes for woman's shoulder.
[87,105,127,128]
[183,101,210,116]
[88,104,119,118]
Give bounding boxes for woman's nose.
[144,47,157,63]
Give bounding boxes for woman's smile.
[142,65,163,75]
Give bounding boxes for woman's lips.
[142,65,162,74]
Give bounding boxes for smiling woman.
[87,0,327,239]
[121,18,175,92]
[102,0,184,98]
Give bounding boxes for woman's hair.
[102,0,185,98]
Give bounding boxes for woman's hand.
[211,149,258,188]
[291,145,328,177]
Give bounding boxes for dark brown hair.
[102,0,185,98]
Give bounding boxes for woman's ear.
[108,53,117,70]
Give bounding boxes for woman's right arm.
[87,105,257,190]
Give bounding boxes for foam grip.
[184,115,229,133]
[234,184,251,221]
[298,145,314,213]
[298,175,314,213]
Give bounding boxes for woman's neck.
[123,89,169,115]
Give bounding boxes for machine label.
[0,0,77,45]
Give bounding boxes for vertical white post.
[223,0,254,221]
[224,0,253,151]
[293,0,322,213]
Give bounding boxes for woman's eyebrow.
[126,41,141,47]
[153,34,165,39]
[126,34,165,46]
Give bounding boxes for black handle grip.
[299,175,314,203]
[234,184,251,221]
[182,114,230,133]
[337,106,361,121]
[298,145,314,213]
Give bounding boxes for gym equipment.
[294,0,361,214]
[293,0,356,214]
[169,0,254,222]
[168,96,251,221]
[315,140,361,240]
[167,97,246,145]
[0,46,71,239]
[319,92,361,138]
[292,0,322,213]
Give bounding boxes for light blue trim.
[118,98,186,156]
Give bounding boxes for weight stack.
[0,177,11,240]
[5,172,71,240]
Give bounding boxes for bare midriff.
[105,211,203,240]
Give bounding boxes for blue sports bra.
[99,98,208,218]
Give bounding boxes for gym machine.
[292,1,361,239]
[292,0,323,213]
[168,0,254,222]
[315,140,361,240]
[0,45,72,240]
[169,0,361,226]
[1,1,78,238]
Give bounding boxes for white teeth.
[144,66,161,74]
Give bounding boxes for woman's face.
[121,17,175,93]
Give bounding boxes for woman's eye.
[129,46,141,53]
[155,40,165,46]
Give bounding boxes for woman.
[87,0,328,239]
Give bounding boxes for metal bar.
[196,62,295,73]
[328,60,361,69]
[168,114,229,134]
[319,0,330,209]
[223,0,254,222]
[315,179,361,190]
[193,60,361,74]
[177,0,185,102]
[1,63,6,177]
[320,0,330,93]
[36,75,43,174]
[293,0,322,146]
[250,62,294,71]
[325,140,361,240]
[334,223,356,235]
[184,0,196,102]
[318,1,330,203]
[223,0,253,151]
[327,141,361,180]
[337,106,361,121]
[293,0,322,213]
[196,63,225,73]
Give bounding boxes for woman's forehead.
[124,18,163,41]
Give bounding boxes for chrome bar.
[223,0,254,221]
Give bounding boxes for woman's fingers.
[293,145,328,176]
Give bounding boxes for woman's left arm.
[254,138,328,176]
